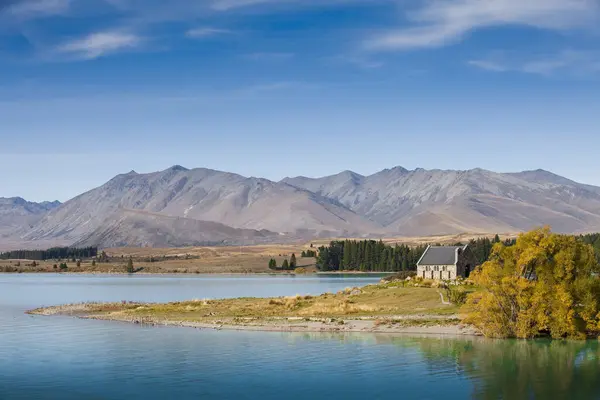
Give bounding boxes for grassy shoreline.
[27,281,479,335]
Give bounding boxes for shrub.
[381,271,417,282]
[446,286,468,305]
[269,298,284,306]
[420,280,434,288]
[59,263,68,270]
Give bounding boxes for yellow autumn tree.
[464,227,600,339]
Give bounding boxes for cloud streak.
[5,0,71,17]
[57,31,142,60]
[365,0,600,51]
[186,27,232,38]
[468,50,600,77]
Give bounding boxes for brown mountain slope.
[12,165,600,248]
[0,197,61,238]
[72,209,280,248]
[283,167,600,235]
[22,166,382,247]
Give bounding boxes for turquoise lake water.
[1,274,600,399]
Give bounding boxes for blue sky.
[1,0,600,202]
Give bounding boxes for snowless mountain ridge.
[5,165,600,248]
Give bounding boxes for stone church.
[416,245,475,280]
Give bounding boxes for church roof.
[417,246,466,266]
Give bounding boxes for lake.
[1,274,600,399]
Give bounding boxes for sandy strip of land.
[27,303,479,336]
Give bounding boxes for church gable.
[416,245,471,280]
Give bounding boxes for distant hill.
[20,166,379,248]
[5,165,600,248]
[71,209,281,248]
[283,167,600,236]
[0,197,61,239]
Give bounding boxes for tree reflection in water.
[288,332,600,399]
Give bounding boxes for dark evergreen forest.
[316,235,516,272]
[0,247,98,261]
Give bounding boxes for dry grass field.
[1,232,517,274]
[307,232,518,248]
[0,243,319,274]
[29,282,472,334]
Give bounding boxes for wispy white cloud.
[186,27,232,38]
[5,0,71,17]
[468,50,600,77]
[210,0,279,11]
[56,31,142,60]
[365,0,600,51]
[1,0,382,61]
[209,0,356,11]
[467,59,509,72]
[234,81,316,95]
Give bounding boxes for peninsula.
[28,280,476,335]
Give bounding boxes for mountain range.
[0,197,61,237]
[3,165,600,249]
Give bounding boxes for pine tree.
[350,241,358,270]
[282,259,289,270]
[126,257,134,273]
[316,247,329,271]
[290,254,297,269]
[342,240,352,270]
[364,243,371,270]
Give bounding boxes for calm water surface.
[1,274,600,400]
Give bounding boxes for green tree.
[126,257,135,274]
[282,259,289,270]
[290,253,297,269]
[268,258,277,269]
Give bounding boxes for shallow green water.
[1,274,599,399]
